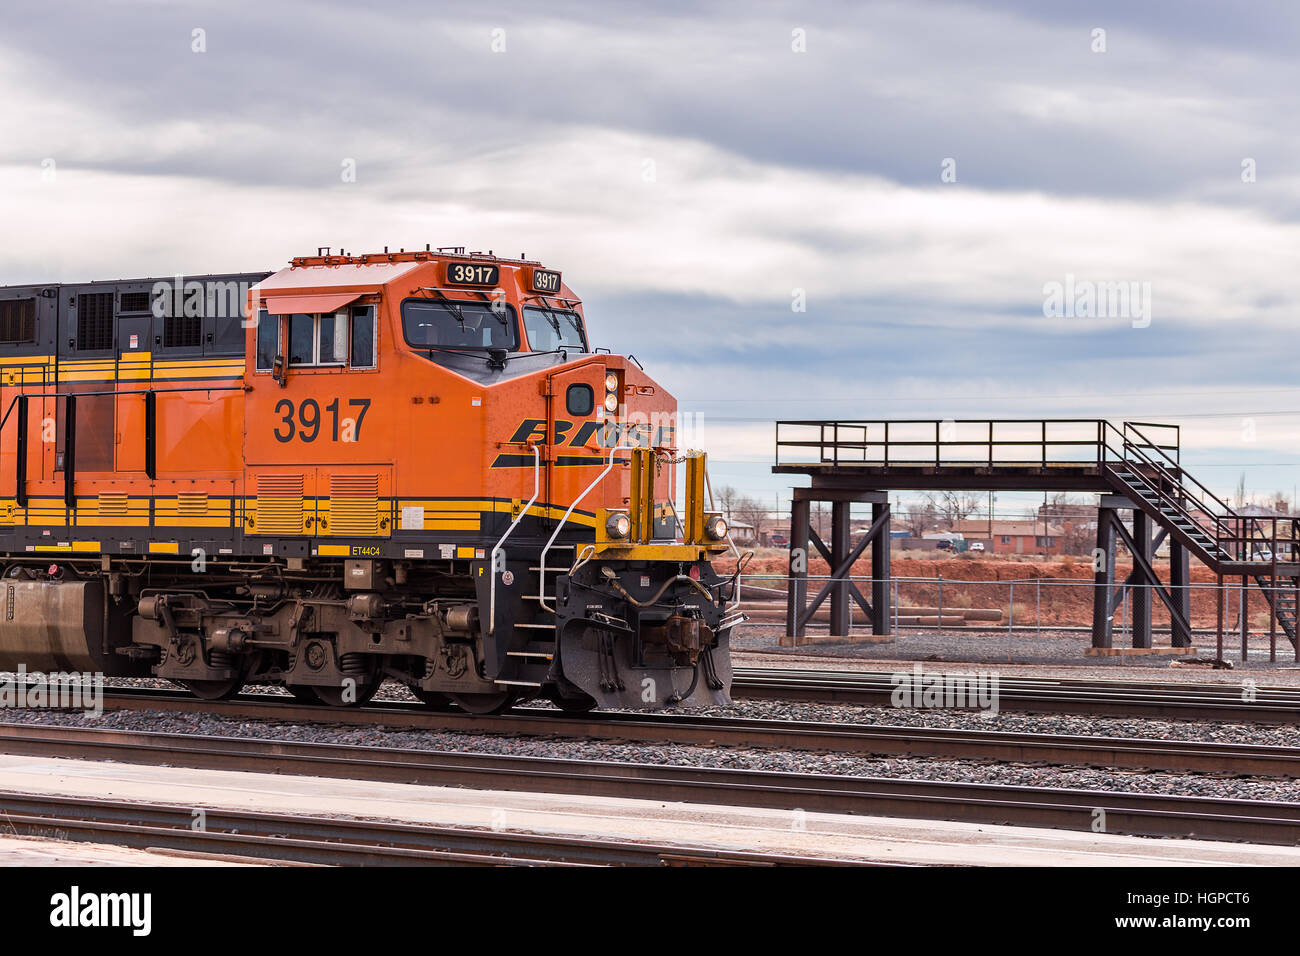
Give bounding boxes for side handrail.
[1,384,244,506]
[0,384,243,431]
[537,441,637,614]
[775,419,1109,468]
[488,444,540,637]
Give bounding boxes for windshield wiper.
[529,303,586,350]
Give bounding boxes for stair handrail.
[537,439,638,614]
[488,443,540,637]
[1122,422,1236,521]
[1107,422,1290,566]
[1122,421,1289,563]
[1097,422,1226,561]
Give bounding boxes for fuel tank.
[0,578,144,676]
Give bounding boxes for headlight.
[604,372,619,392]
[603,392,619,413]
[705,514,728,541]
[605,512,631,539]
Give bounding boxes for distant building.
[955,518,1065,555]
[728,520,758,546]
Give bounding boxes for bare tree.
[924,490,982,530]
[899,497,938,537]
[732,494,770,536]
[713,484,740,521]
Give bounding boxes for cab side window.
[350,306,376,368]
[256,307,376,371]
[289,313,315,366]
[255,310,278,371]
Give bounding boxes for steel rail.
[0,722,1296,846]
[0,789,847,867]
[52,685,1300,777]
[732,667,1300,722]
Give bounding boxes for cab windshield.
[523,306,587,352]
[401,299,518,351]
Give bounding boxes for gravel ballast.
[0,691,1298,805]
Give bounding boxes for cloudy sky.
[3,0,1299,514]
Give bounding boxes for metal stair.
[1102,422,1298,650]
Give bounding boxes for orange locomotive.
[0,248,742,713]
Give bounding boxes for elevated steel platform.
[772,419,1299,659]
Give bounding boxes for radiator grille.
[328,474,379,535]
[0,299,36,344]
[76,293,114,351]
[118,292,150,313]
[164,314,202,348]
[255,474,305,534]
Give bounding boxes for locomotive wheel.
[548,691,597,714]
[411,688,456,711]
[286,684,321,703]
[449,691,518,715]
[313,674,383,708]
[177,678,245,701]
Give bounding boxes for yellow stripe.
[148,542,180,554]
[317,544,350,556]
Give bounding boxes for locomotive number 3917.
[273,398,371,443]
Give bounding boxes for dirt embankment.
[716,549,1273,629]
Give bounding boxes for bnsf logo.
[505,417,675,449]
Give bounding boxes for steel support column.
[785,498,811,645]
[1169,540,1191,647]
[1241,576,1249,661]
[1131,510,1152,649]
[830,501,851,636]
[1092,507,1117,648]
[871,501,891,635]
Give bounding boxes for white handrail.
[702,458,744,618]
[538,441,637,614]
[489,444,540,636]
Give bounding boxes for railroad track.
[0,721,1297,846]
[734,666,1300,722]
[54,685,1300,777]
[0,788,844,867]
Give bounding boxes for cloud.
[2,0,1299,504]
